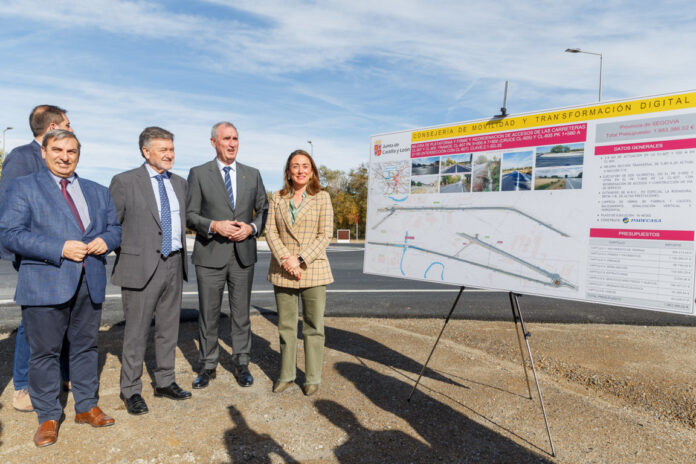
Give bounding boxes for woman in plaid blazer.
[265,149,334,396]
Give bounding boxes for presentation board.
[364,91,696,315]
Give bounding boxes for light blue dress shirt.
[145,164,182,252]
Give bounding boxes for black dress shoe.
[233,365,254,387]
[122,393,149,415]
[154,382,192,400]
[192,369,216,389]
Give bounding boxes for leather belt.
[162,249,182,260]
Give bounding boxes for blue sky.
[502,151,533,170]
[1,1,694,190]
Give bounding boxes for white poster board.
[364,91,696,315]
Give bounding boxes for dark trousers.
[120,253,183,397]
[195,253,254,369]
[22,274,101,423]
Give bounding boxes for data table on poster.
[586,232,694,313]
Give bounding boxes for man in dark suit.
[0,105,73,413]
[110,127,191,415]
[0,130,121,447]
[186,122,268,389]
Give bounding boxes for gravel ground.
[0,314,695,463]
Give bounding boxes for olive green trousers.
[273,285,326,385]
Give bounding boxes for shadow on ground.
[223,405,299,463]
[328,361,552,463]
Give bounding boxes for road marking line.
[0,288,497,305]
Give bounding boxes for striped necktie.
[223,166,235,209]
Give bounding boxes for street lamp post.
[565,48,603,102]
[307,140,313,157]
[2,126,13,159]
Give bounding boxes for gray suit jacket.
[186,159,268,268]
[110,164,188,289]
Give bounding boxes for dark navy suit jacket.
[0,169,121,306]
[0,140,44,261]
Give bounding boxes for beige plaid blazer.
[266,190,334,288]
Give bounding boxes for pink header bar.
[590,228,694,241]
[594,138,696,155]
[411,124,587,158]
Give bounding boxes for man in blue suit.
[0,105,73,412]
[0,129,121,447]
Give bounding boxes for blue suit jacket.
[0,169,121,306]
[0,140,44,261]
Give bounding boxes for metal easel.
[407,289,556,457]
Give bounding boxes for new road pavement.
[0,243,694,330]
[441,164,471,174]
[501,171,532,191]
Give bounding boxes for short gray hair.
[139,126,174,157]
[42,129,80,153]
[211,122,238,141]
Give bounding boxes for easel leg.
[510,293,556,457]
[407,286,465,402]
[508,292,533,399]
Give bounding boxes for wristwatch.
[297,255,305,265]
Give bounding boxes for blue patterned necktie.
[155,174,172,257]
[223,166,235,209]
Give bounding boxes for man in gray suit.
[186,122,268,388]
[110,127,192,415]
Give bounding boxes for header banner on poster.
[411,92,696,142]
[364,90,696,316]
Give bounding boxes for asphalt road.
[501,171,532,191]
[565,177,582,189]
[1,243,695,330]
[535,154,584,167]
[440,182,464,193]
[442,164,470,174]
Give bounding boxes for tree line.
[318,163,368,239]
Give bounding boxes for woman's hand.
[280,255,302,280]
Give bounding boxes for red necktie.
[60,179,85,233]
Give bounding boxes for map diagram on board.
[366,191,583,296]
[370,161,410,201]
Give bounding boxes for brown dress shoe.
[75,406,115,427]
[34,420,59,447]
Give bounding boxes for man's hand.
[228,221,253,242]
[63,240,88,262]
[212,220,238,239]
[86,237,108,255]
